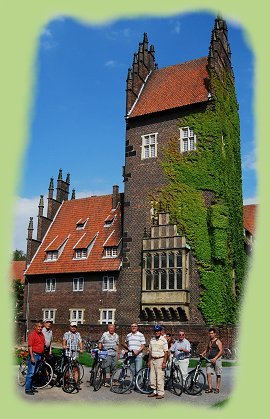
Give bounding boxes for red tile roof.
[243,204,257,236]
[26,195,122,276]
[11,261,26,284]
[129,57,209,118]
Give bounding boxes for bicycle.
[164,355,184,396]
[62,349,82,393]
[135,354,152,394]
[83,337,99,352]
[17,356,28,387]
[89,348,108,391]
[184,355,209,395]
[18,354,54,389]
[110,351,135,394]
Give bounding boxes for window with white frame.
[74,249,87,259]
[69,309,84,324]
[43,309,56,323]
[104,247,118,258]
[73,277,84,292]
[99,309,115,324]
[141,133,158,159]
[45,278,56,292]
[102,276,116,291]
[179,127,196,152]
[46,250,58,261]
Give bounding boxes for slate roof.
[129,57,209,118]
[243,204,257,236]
[25,195,122,276]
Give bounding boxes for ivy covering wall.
[157,70,246,325]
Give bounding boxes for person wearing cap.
[147,325,168,399]
[42,320,53,356]
[170,330,191,383]
[63,322,83,359]
[62,322,83,389]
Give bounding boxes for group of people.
[24,319,223,399]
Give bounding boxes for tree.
[12,279,25,321]
[12,249,26,261]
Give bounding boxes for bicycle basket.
[98,350,108,360]
[91,348,99,358]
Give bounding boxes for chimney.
[112,185,119,209]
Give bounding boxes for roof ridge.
[157,56,208,72]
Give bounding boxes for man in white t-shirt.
[125,322,146,376]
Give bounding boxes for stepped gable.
[243,204,257,236]
[25,195,122,275]
[129,57,209,118]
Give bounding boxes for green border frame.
[0,0,267,417]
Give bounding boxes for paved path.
[16,365,238,407]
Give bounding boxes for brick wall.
[25,271,119,330]
[118,105,208,325]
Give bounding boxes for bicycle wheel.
[171,366,183,396]
[135,367,153,394]
[78,363,84,382]
[32,361,53,389]
[110,366,133,394]
[62,364,77,393]
[185,370,206,395]
[17,360,27,386]
[93,365,105,391]
[223,348,232,359]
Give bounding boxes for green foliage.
[12,279,25,321]
[157,70,246,324]
[12,249,26,261]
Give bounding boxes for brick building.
[23,16,244,347]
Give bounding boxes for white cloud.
[242,151,257,171]
[173,21,181,34]
[105,60,117,67]
[40,27,58,50]
[12,196,44,253]
[243,196,258,205]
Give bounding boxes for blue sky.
[14,11,256,251]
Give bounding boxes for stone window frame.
[73,277,84,292]
[99,308,116,325]
[143,250,187,291]
[141,132,158,159]
[179,126,196,152]
[102,275,116,291]
[45,278,56,292]
[42,308,56,323]
[69,308,85,324]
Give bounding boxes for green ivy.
[156,70,246,325]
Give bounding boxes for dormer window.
[104,247,118,258]
[75,249,87,259]
[179,127,196,152]
[46,251,58,261]
[104,217,115,227]
[76,218,88,230]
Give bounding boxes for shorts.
[206,357,222,376]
